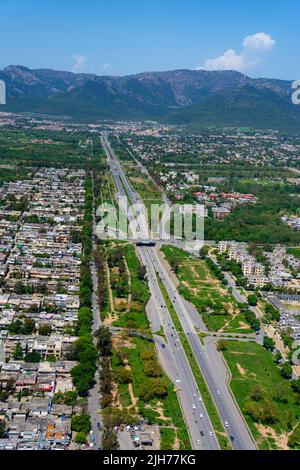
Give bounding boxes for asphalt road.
[146,246,256,450]
[139,246,220,450]
[101,134,256,450]
[102,135,219,449]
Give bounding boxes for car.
[161,344,166,349]
[192,404,196,410]
[225,421,229,427]
[199,413,204,419]
[200,431,204,436]
[209,432,213,437]
[199,396,202,402]
[196,440,201,446]
[230,436,235,442]
[217,390,220,396]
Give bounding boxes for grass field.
[222,341,300,450]
[161,246,252,333]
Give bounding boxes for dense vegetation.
[70,176,97,397]
[206,182,300,244]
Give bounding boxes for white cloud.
[198,32,276,72]
[72,54,87,73]
[242,32,276,51]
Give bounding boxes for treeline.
[0,129,107,170]
[205,182,300,244]
[217,253,248,287]
[70,175,97,397]
[94,246,108,321]
[239,304,260,332]
[205,257,226,284]
[95,326,119,450]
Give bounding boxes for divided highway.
[100,134,256,451]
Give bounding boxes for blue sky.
[0,0,299,79]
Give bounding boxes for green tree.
[251,385,263,402]
[71,414,91,435]
[0,419,6,438]
[281,362,293,380]
[217,339,227,352]
[24,352,41,363]
[75,432,87,445]
[39,324,52,336]
[247,295,258,307]
[22,318,36,335]
[96,326,112,357]
[263,336,275,352]
[12,343,23,360]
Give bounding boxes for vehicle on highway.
[199,414,204,419]
[230,436,235,442]
[225,421,229,427]
[192,404,196,410]
[200,431,204,436]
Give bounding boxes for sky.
[0,0,299,79]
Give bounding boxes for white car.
[199,397,202,402]
[192,404,196,410]
[199,413,204,419]
[225,421,229,427]
[209,432,213,437]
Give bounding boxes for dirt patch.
[264,325,289,359]
[128,383,137,407]
[173,431,180,450]
[236,363,246,376]
[230,351,256,356]
[255,423,293,450]
[104,311,118,326]
[112,382,122,409]
[292,364,300,378]
[113,335,135,350]
[114,298,128,312]
[239,321,250,329]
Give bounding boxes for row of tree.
[70,176,97,397]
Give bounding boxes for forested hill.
[1,65,299,133]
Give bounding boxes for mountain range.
[0,65,299,133]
